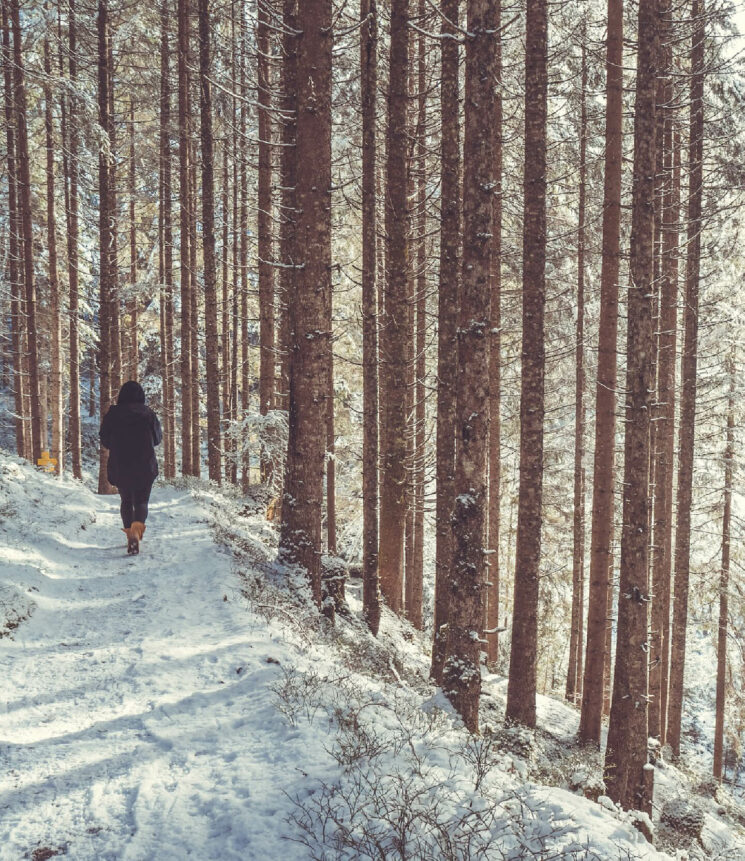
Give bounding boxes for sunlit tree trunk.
[257,0,275,481]
[668,0,705,757]
[197,0,222,483]
[484,0,502,668]
[279,0,332,607]
[505,0,548,729]
[96,0,116,493]
[1,1,23,458]
[360,0,380,634]
[604,0,657,813]
[713,348,734,781]
[650,4,678,742]
[579,0,623,745]
[10,0,41,464]
[64,0,82,478]
[443,0,495,733]
[127,101,138,382]
[431,0,459,683]
[177,0,193,475]
[567,32,587,705]
[378,0,409,615]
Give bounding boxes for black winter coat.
[99,403,162,489]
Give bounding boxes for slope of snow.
[0,450,741,860]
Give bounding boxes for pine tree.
[604,0,657,813]
[360,0,381,635]
[443,0,496,733]
[378,0,409,615]
[668,0,705,756]
[280,0,332,606]
[579,0,623,745]
[197,0,222,483]
[505,0,548,729]
[431,0,459,683]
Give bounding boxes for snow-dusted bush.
[659,797,705,841]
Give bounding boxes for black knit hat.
[117,380,146,405]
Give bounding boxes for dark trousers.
[119,483,153,528]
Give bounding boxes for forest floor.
[1,448,744,860]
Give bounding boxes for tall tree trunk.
[160,3,176,479]
[604,0,657,813]
[44,36,62,474]
[65,0,82,479]
[650,7,678,742]
[229,0,239,486]
[360,0,380,634]
[189,102,200,477]
[221,131,231,482]
[97,0,115,494]
[442,0,495,733]
[668,0,704,757]
[240,0,249,492]
[197,0,222,483]
[107,35,121,403]
[1,0,23,458]
[567,32,587,705]
[431,0,459,683]
[10,0,41,464]
[660,122,681,737]
[578,0,623,745]
[411,3,426,633]
[505,0,548,729]
[714,348,734,781]
[279,0,332,608]
[485,0,502,668]
[128,100,138,381]
[257,0,275,479]
[277,0,296,415]
[178,0,193,475]
[378,0,409,616]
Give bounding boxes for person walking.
[100,381,163,555]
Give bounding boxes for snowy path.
[0,471,319,861]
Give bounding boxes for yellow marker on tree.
[37,451,57,473]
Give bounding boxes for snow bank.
[0,451,742,859]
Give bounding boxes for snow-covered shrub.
[0,583,35,638]
[659,797,705,848]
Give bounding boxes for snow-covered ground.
[1,450,743,860]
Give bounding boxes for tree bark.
[10,0,41,464]
[258,0,275,479]
[505,0,548,729]
[668,0,704,757]
[360,0,380,635]
[649,6,678,742]
[578,0,623,745]
[160,3,176,479]
[65,0,82,479]
[431,0,459,683]
[97,0,115,494]
[713,348,734,781]
[177,0,193,475]
[411,2,426,633]
[278,0,297,416]
[378,0,409,616]
[279,0,332,608]
[43,35,62,474]
[1,0,24,459]
[485,0,502,669]
[604,0,657,813]
[127,100,138,382]
[442,0,495,733]
[567,32,587,706]
[197,0,222,483]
